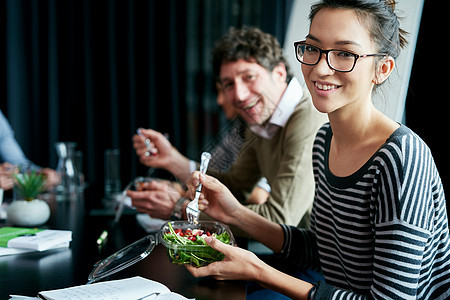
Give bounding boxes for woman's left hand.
[185,235,264,281]
[187,227,315,300]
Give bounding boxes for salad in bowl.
[159,221,235,267]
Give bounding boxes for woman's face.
[301,8,379,115]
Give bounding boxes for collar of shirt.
[250,77,304,139]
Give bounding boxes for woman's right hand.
[187,172,243,226]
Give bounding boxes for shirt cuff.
[279,224,292,257]
[308,281,334,299]
[256,177,271,193]
[189,160,197,173]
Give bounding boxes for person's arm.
[186,236,314,300]
[188,172,318,299]
[194,172,285,252]
[0,110,33,167]
[189,172,434,299]
[246,177,270,205]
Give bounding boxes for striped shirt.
[280,123,450,299]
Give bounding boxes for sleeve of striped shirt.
[279,224,321,269]
[361,132,435,299]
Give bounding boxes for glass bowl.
[159,220,235,267]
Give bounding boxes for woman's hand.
[186,235,264,281]
[188,172,286,254]
[187,235,314,300]
[186,172,243,226]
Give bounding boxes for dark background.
[0,0,293,196]
[0,0,447,210]
[404,0,448,209]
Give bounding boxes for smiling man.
[204,27,328,227]
[132,27,327,229]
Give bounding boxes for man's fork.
[186,152,211,224]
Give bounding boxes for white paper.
[7,229,72,251]
[0,241,71,257]
[38,276,188,300]
[0,247,35,256]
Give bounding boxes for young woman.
[186,1,450,299]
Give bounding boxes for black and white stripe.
[281,123,450,299]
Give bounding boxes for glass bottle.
[55,142,79,200]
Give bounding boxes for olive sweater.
[208,88,327,227]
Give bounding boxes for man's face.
[219,59,287,126]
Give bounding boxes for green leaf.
[163,224,230,267]
[13,170,47,201]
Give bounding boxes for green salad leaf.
[162,222,231,267]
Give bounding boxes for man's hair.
[212,27,293,83]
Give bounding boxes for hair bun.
[384,0,396,11]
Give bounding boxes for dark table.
[0,191,246,299]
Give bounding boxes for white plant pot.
[7,199,51,227]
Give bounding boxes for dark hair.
[212,27,293,83]
[309,0,408,59]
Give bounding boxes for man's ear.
[272,63,288,84]
[373,56,395,85]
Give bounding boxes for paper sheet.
[38,276,189,300]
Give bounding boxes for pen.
[96,230,108,246]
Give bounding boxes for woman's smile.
[313,80,341,97]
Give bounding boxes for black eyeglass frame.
[294,41,387,73]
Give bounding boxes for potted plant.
[7,170,51,227]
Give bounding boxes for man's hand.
[132,128,192,181]
[127,179,183,220]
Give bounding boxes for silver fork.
[137,128,154,157]
[186,152,211,224]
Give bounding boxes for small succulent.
[13,170,47,201]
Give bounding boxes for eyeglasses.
[294,41,387,73]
